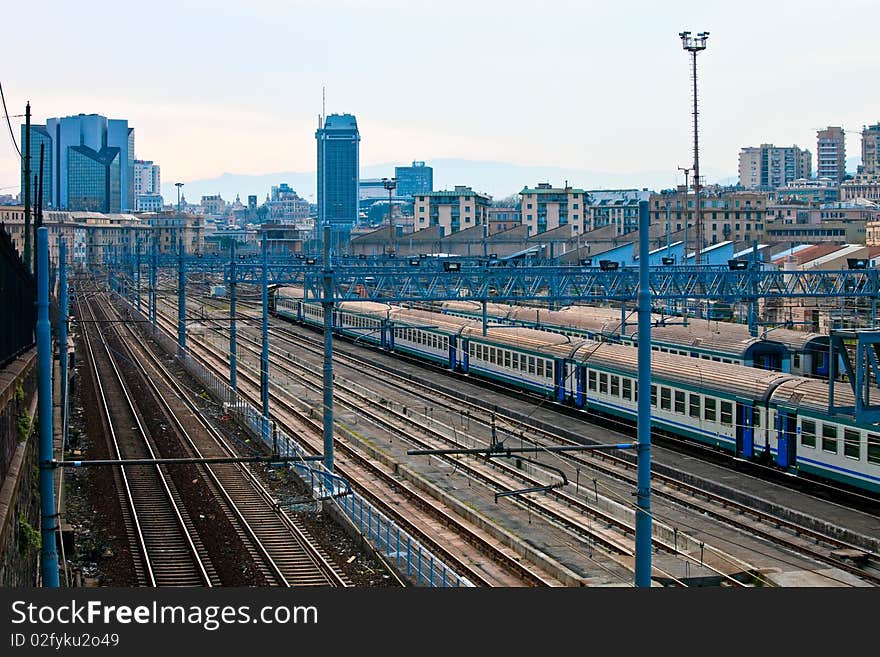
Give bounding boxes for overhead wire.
[0,80,22,158]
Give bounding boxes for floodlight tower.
[679,30,709,265]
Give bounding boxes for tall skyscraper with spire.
[316,113,360,249]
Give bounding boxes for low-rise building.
[487,207,521,235]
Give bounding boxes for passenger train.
[272,290,880,495]
[437,301,831,378]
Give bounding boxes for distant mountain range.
[160,159,740,205]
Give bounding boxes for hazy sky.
[1,0,878,194]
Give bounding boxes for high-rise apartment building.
[22,114,136,211]
[316,113,360,244]
[395,161,433,198]
[738,144,811,189]
[816,126,846,184]
[859,123,880,176]
[134,159,161,195]
[134,159,162,212]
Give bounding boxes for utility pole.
[680,31,709,266]
[23,102,31,272]
[33,143,44,276]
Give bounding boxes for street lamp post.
[679,30,709,267]
[175,182,184,255]
[382,177,397,255]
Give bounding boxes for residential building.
[859,123,880,176]
[840,175,880,202]
[200,194,227,217]
[487,207,521,235]
[316,113,360,244]
[867,220,880,246]
[774,177,839,204]
[738,144,812,189]
[583,189,652,236]
[520,183,587,236]
[816,126,846,184]
[413,186,490,236]
[135,194,163,212]
[394,161,433,198]
[649,188,769,247]
[267,184,310,222]
[134,159,162,211]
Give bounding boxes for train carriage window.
[512,353,519,370]
[822,424,838,453]
[844,429,861,460]
[660,387,671,411]
[720,401,733,426]
[674,391,686,414]
[753,408,761,428]
[599,373,608,394]
[610,375,620,397]
[689,394,701,418]
[622,378,632,401]
[490,347,496,363]
[588,370,597,391]
[546,361,553,380]
[868,434,880,464]
[793,353,801,369]
[528,356,535,375]
[704,398,717,422]
[469,343,475,356]
[504,351,511,369]
[634,381,638,402]
[650,385,657,407]
[537,359,544,378]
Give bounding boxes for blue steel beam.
[635,202,652,588]
[37,228,59,587]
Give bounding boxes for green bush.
[17,513,41,555]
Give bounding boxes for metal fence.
[118,294,473,587]
[0,225,36,369]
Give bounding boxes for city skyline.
[2,0,879,197]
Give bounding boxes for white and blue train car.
[276,295,880,495]
[768,379,880,493]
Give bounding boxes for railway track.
[77,289,217,587]
[78,279,351,587]
[150,297,560,586]
[193,293,880,585]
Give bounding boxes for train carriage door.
[814,350,829,377]
[776,410,797,469]
[388,323,395,351]
[380,319,388,350]
[736,402,754,458]
[454,336,463,371]
[554,359,566,402]
[575,364,585,407]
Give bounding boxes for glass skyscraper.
[66,145,121,212]
[395,161,433,198]
[316,113,360,249]
[24,113,135,211]
[20,125,53,210]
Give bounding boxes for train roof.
[770,377,862,419]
